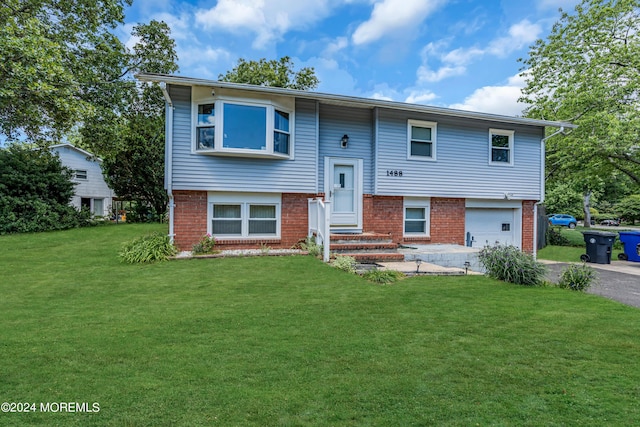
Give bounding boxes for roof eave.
[136,72,577,129]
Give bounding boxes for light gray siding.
[376,109,543,200]
[51,145,114,216]
[318,104,374,194]
[168,85,317,193]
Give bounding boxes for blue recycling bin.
[618,230,640,262]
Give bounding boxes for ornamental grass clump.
[120,232,177,263]
[361,269,404,284]
[557,263,598,291]
[478,244,547,286]
[192,234,217,255]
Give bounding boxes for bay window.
[194,97,293,158]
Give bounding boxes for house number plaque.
[386,170,403,177]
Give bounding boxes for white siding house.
[50,143,114,217]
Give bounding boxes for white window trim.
[207,192,282,239]
[192,97,294,159]
[74,169,88,180]
[403,197,431,237]
[407,120,437,161]
[489,128,514,166]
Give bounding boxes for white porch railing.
[308,198,331,262]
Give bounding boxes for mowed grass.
[1,224,640,426]
[539,226,624,262]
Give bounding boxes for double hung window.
[209,194,281,238]
[489,129,514,165]
[404,198,431,236]
[408,120,437,160]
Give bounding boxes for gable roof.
[50,143,102,162]
[136,72,577,130]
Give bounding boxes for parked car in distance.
[600,219,620,226]
[549,214,578,228]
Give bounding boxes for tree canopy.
[0,0,131,144]
[520,0,640,225]
[218,56,319,90]
[520,0,640,182]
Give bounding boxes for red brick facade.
[521,200,536,253]
[171,190,537,252]
[172,190,208,250]
[430,198,466,245]
[363,195,404,241]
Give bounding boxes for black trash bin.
[581,231,617,264]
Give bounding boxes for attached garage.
[465,200,523,249]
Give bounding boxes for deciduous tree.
[520,0,640,224]
[0,0,132,144]
[219,56,319,90]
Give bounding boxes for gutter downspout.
[160,82,175,243]
[535,126,565,257]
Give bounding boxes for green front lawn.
[1,225,640,426]
[539,226,624,262]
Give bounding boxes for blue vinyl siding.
[376,109,543,200]
[168,85,317,193]
[318,104,374,194]
[168,84,544,200]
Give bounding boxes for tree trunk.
[583,190,592,228]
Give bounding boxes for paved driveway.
[543,260,640,308]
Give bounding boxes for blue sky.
[122,0,580,117]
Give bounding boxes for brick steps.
[330,242,398,252]
[343,252,406,263]
[330,232,402,263]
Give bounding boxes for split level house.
[50,143,115,217]
[137,73,575,261]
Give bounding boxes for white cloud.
[323,37,349,57]
[486,20,542,57]
[449,73,528,116]
[352,0,447,45]
[404,90,438,104]
[417,64,465,83]
[195,0,334,49]
[415,19,542,83]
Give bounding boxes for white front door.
[326,158,363,230]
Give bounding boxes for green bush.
[120,232,177,263]
[0,144,91,234]
[297,236,322,257]
[546,226,570,246]
[557,264,598,291]
[331,255,357,274]
[478,245,547,286]
[361,269,404,284]
[192,234,217,255]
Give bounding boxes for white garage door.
[466,208,518,248]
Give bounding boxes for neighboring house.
[50,143,114,217]
[137,73,575,258]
